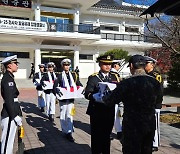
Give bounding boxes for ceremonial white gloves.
[14,116,22,126]
[93,93,104,103]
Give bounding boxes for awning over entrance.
[141,0,180,17]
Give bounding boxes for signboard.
[0,18,48,31]
[0,0,31,8]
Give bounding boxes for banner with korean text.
[0,18,48,31]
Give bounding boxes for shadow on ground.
[74,120,91,135]
[20,102,91,154]
[170,143,180,149]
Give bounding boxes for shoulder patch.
[110,72,118,75]
[8,82,14,86]
[153,72,162,83]
[90,72,98,76]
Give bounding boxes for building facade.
[0,0,161,79]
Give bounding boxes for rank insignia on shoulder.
[91,72,98,76]
[8,82,14,86]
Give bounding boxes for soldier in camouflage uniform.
[144,56,163,152]
[84,55,120,154]
[97,55,163,154]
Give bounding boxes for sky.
[124,0,157,5]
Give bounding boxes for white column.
[74,50,79,70]
[73,8,80,32]
[94,52,99,72]
[35,3,41,21]
[35,49,41,72]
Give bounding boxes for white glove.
[155,109,160,114]
[93,93,104,103]
[14,116,22,126]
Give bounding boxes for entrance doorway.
[41,50,74,72]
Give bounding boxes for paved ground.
[0,79,180,154]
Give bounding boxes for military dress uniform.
[53,58,83,142]
[144,56,163,150]
[111,67,122,138]
[40,62,57,121]
[85,58,120,154]
[1,55,23,154]
[33,64,46,112]
[147,70,163,149]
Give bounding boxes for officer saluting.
[144,56,163,152]
[1,55,23,154]
[84,55,120,154]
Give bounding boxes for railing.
[101,33,159,43]
[48,23,100,34]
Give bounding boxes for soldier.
[96,55,163,154]
[0,55,23,154]
[111,60,122,140]
[144,56,163,152]
[41,62,57,122]
[84,55,120,154]
[33,64,46,112]
[28,63,35,79]
[53,59,83,142]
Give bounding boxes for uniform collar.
[100,71,109,78]
[7,70,14,79]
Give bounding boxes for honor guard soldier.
[144,56,163,152]
[1,55,23,154]
[41,62,57,122]
[98,55,163,154]
[111,60,122,140]
[33,64,46,112]
[53,59,83,142]
[84,55,120,154]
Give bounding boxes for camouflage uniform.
[103,74,163,154]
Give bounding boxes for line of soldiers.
[0,54,163,154]
[0,56,83,154]
[33,59,83,143]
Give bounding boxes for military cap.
[61,58,71,66]
[1,55,19,65]
[38,64,45,68]
[144,56,157,63]
[128,55,145,67]
[47,62,55,67]
[97,55,114,63]
[112,60,121,65]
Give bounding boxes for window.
[125,27,139,33]
[41,16,73,32]
[100,25,119,31]
[79,54,93,60]
[41,16,47,22]
[0,51,29,58]
[79,24,93,33]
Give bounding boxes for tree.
[167,53,180,90]
[145,47,172,74]
[101,48,130,69]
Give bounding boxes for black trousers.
[122,122,155,154]
[90,107,114,154]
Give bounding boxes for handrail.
[48,23,100,34]
[101,33,159,43]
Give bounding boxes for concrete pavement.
[0,79,179,154]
